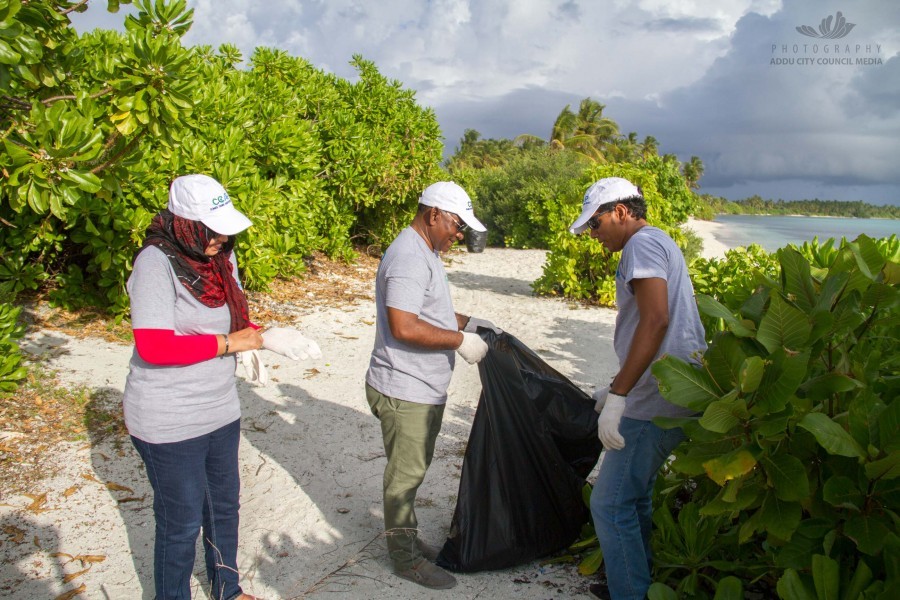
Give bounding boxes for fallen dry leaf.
[63,485,79,498]
[81,473,103,484]
[54,583,86,600]
[105,482,134,493]
[3,524,26,544]
[74,555,106,565]
[62,567,91,584]
[24,492,50,514]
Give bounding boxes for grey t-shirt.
[123,245,241,443]
[366,227,457,405]
[615,226,707,420]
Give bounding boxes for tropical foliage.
[0,0,442,311]
[646,234,900,598]
[532,157,699,306]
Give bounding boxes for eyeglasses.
[586,209,613,230]
[442,210,468,233]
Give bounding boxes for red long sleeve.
[133,329,219,366]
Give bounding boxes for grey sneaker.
[416,538,440,562]
[394,558,457,589]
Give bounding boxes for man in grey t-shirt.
[568,177,706,600]
[365,181,497,590]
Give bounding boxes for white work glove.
[238,349,268,385]
[597,393,627,450]
[463,316,502,335]
[592,385,610,413]
[456,332,489,364]
[262,326,322,360]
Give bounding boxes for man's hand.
[262,327,322,360]
[456,332,489,364]
[463,317,502,334]
[597,393,627,450]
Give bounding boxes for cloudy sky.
[71,0,900,205]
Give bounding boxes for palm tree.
[683,156,705,189]
[550,98,620,162]
[641,135,658,158]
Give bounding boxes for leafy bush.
[0,301,26,392]
[649,234,900,598]
[452,148,588,248]
[533,158,698,306]
[1,1,443,319]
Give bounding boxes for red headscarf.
[139,209,251,333]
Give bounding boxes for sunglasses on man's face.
[587,208,614,230]
[443,210,468,233]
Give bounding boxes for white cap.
[419,181,486,232]
[168,174,252,235]
[568,177,641,234]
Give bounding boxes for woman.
[124,173,264,600]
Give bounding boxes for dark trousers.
[132,419,243,600]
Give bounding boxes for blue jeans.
[132,419,244,600]
[590,418,685,600]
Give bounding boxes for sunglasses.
[586,208,614,230]
[443,210,468,233]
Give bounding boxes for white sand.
[685,217,730,260]
[2,226,729,599]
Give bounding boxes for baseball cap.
[419,181,487,232]
[568,177,642,234]
[168,174,252,236]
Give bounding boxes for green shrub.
[650,234,900,598]
[533,159,698,306]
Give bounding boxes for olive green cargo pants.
[366,383,445,570]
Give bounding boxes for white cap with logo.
[568,177,642,234]
[168,174,252,236]
[419,181,487,232]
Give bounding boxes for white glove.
[456,332,489,364]
[262,327,322,360]
[597,393,627,450]
[463,316,502,334]
[592,385,609,413]
[238,349,268,385]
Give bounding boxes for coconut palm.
[550,97,619,162]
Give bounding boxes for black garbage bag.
[436,330,602,572]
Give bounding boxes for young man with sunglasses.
[569,177,706,600]
[365,181,499,590]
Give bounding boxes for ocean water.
[711,214,900,252]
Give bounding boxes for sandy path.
[3,248,624,600]
[2,220,728,599]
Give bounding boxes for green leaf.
[711,575,743,600]
[697,294,756,336]
[777,569,815,600]
[843,559,873,600]
[763,453,809,501]
[60,169,102,193]
[757,491,801,541]
[577,545,603,576]
[757,293,811,352]
[699,395,744,434]
[780,248,817,312]
[754,349,809,415]
[738,356,765,393]
[844,514,889,555]
[865,451,900,481]
[822,475,863,510]
[652,355,722,412]
[647,583,678,600]
[811,554,839,600]
[800,373,864,402]
[878,398,900,452]
[0,38,20,64]
[798,413,865,458]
